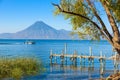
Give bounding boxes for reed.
[0,57,45,80]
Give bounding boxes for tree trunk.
[113,38,120,55]
[101,1,120,55]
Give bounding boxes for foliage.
[105,0,120,22]
[0,57,45,80]
[53,0,120,40]
[54,0,101,40]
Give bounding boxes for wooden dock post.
[88,47,94,67]
[103,54,106,68]
[70,56,73,65]
[80,54,82,66]
[88,57,94,67]
[64,43,67,65]
[88,57,91,66]
[70,50,77,66]
[114,52,119,73]
[99,51,105,75]
[89,47,92,56]
[79,53,85,67]
[60,50,64,65]
[91,58,94,67]
[83,57,85,67]
[100,51,102,57]
[49,49,53,64]
[54,54,57,64]
[73,50,77,66]
[80,57,82,65]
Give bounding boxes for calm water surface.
[0,39,118,80]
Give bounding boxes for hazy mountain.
[0,21,74,39]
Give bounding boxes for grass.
[0,57,45,80]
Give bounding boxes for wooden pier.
[49,43,120,74]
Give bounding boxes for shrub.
[0,57,45,80]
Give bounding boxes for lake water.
[0,39,118,80]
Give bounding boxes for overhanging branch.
[86,0,113,42]
[52,3,114,45]
[101,0,120,41]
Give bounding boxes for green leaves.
[110,0,120,22]
[53,0,101,40]
[53,0,117,40]
[101,0,120,22]
[71,24,100,40]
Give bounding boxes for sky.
[0,0,72,33]
[0,0,113,34]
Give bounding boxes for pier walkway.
[49,43,120,74]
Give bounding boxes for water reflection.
[49,63,106,79]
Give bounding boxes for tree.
[53,0,120,55]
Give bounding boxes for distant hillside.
[0,21,76,39]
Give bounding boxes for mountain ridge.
[0,21,74,39]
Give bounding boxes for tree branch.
[101,0,120,41]
[52,3,114,45]
[86,0,113,42]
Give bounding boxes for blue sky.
[0,0,113,34]
[0,0,72,33]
